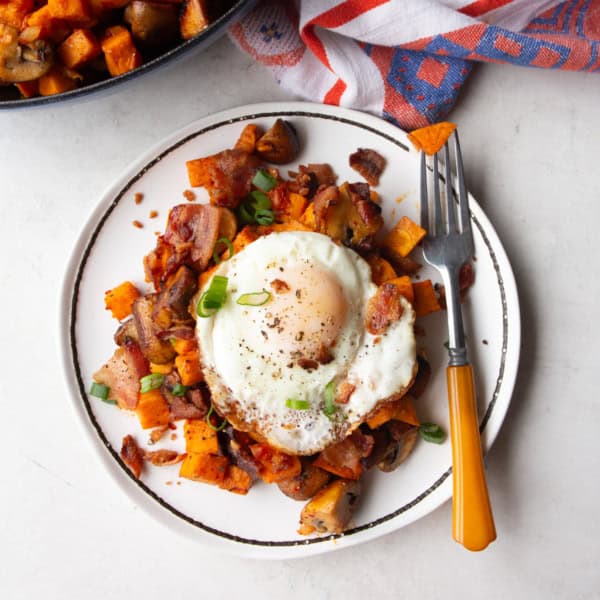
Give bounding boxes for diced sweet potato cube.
[366,394,419,429]
[38,66,78,96]
[175,350,203,386]
[412,279,442,317]
[280,192,308,222]
[58,28,101,68]
[387,275,414,305]
[136,389,170,429]
[24,6,67,41]
[180,0,208,40]
[101,25,142,76]
[150,362,173,375]
[179,453,229,485]
[250,443,301,484]
[48,0,93,23]
[219,465,253,495]
[300,202,316,230]
[384,216,426,258]
[171,337,197,355]
[235,123,262,153]
[0,0,33,28]
[367,255,397,285]
[184,419,220,455]
[104,281,141,321]
[15,80,38,98]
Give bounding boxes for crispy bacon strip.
[93,341,149,409]
[366,282,404,335]
[120,435,144,479]
[335,382,356,405]
[349,148,386,186]
[143,449,185,467]
[313,430,374,480]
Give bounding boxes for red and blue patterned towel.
[229,0,600,130]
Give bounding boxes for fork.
[420,131,496,551]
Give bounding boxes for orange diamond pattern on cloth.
[229,1,600,130]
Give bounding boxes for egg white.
[196,231,416,455]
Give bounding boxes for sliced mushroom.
[152,265,198,328]
[256,119,300,164]
[277,459,331,501]
[132,294,177,364]
[114,318,139,346]
[0,24,53,83]
[298,479,361,535]
[377,422,418,472]
[124,1,179,51]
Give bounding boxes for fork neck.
[441,266,469,367]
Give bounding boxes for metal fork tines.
[420,132,474,367]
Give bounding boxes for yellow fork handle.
[447,364,496,551]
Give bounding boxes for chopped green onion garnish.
[418,422,446,444]
[90,382,111,401]
[255,209,274,225]
[237,290,272,307]
[250,190,271,209]
[238,202,255,225]
[197,275,228,318]
[252,169,277,192]
[171,383,188,397]
[323,380,337,417]
[206,403,227,431]
[140,373,164,393]
[212,237,234,264]
[286,398,311,410]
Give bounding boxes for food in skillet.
[0,0,236,98]
[91,120,464,535]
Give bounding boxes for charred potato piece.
[277,460,331,501]
[298,479,361,535]
[256,119,299,164]
[124,2,179,50]
[132,295,177,364]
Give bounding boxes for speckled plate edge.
[58,102,521,559]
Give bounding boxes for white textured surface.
[1,35,599,599]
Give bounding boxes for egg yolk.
[263,263,347,361]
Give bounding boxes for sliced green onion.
[252,169,277,192]
[206,403,227,431]
[197,275,228,318]
[212,237,234,264]
[249,190,271,209]
[90,382,111,401]
[140,373,164,393]
[238,202,255,225]
[236,290,272,307]
[255,209,274,225]
[418,422,446,444]
[171,383,188,397]
[286,398,311,410]
[322,380,337,417]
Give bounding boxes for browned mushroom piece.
[298,479,361,535]
[124,1,180,51]
[114,318,139,347]
[132,294,177,364]
[377,422,418,472]
[277,459,331,501]
[255,119,300,164]
[0,24,53,84]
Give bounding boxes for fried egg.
[196,231,416,455]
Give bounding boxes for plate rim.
[59,101,521,559]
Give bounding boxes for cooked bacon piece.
[365,282,404,335]
[435,262,476,308]
[349,148,386,186]
[149,425,169,444]
[161,374,208,420]
[93,341,149,409]
[315,343,334,365]
[163,204,221,273]
[348,182,383,229]
[186,149,261,207]
[270,278,290,294]
[314,430,374,480]
[143,236,175,289]
[312,184,340,231]
[120,435,144,478]
[297,357,319,371]
[288,163,337,197]
[143,449,185,466]
[250,443,302,483]
[335,382,356,405]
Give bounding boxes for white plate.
[59,102,520,559]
